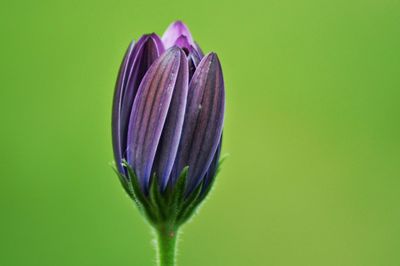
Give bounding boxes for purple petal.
[174,35,192,53]
[188,51,201,80]
[172,53,225,194]
[152,53,189,190]
[112,34,164,174]
[112,40,135,173]
[162,21,195,49]
[150,33,166,55]
[127,47,187,192]
[202,134,222,190]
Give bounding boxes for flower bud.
[112,21,225,227]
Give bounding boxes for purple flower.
[112,21,225,197]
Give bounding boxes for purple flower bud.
[112,21,225,196]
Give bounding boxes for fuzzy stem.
[155,225,179,266]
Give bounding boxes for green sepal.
[149,174,167,221]
[121,160,159,224]
[168,166,188,215]
[176,156,228,224]
[112,166,134,198]
[176,182,203,225]
[147,166,189,224]
[121,161,147,205]
[113,158,226,229]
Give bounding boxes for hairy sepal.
[114,160,226,228]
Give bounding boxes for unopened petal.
[188,51,201,80]
[202,134,222,191]
[127,47,186,192]
[162,21,195,49]
[112,40,135,174]
[152,51,189,190]
[172,53,225,194]
[112,34,164,175]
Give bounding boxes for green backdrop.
[1,0,399,265]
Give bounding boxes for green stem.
[155,225,179,266]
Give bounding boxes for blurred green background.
[1,0,400,265]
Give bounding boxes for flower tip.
[170,20,187,27]
[139,33,164,54]
[203,52,221,66]
[148,32,158,38]
[138,33,159,42]
[164,20,191,35]
[162,20,194,50]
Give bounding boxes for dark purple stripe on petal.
[112,34,164,175]
[120,35,164,137]
[172,53,225,194]
[188,51,201,81]
[152,52,189,190]
[202,134,222,191]
[127,47,185,192]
